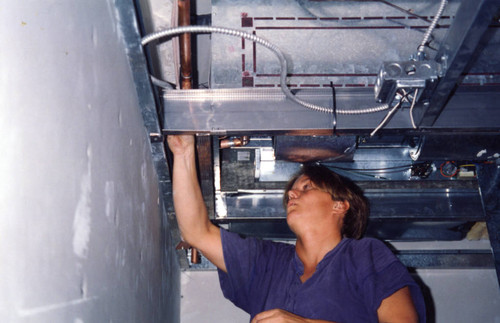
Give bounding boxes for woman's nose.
[288,189,300,199]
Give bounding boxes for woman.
[168,135,425,322]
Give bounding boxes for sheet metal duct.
[274,135,357,162]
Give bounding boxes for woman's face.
[286,175,338,233]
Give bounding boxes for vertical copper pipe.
[178,0,193,90]
[179,0,198,264]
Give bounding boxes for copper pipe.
[175,241,200,265]
[179,0,197,263]
[190,248,200,264]
[179,0,197,262]
[220,136,250,149]
[178,0,192,89]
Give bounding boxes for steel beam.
[419,0,500,127]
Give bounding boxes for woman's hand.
[167,134,195,156]
[251,309,336,323]
[251,309,308,323]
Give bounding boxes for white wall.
[180,240,500,322]
[0,1,179,322]
[416,269,500,322]
[181,269,500,323]
[181,271,249,323]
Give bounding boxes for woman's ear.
[333,200,350,213]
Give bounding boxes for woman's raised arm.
[168,135,226,272]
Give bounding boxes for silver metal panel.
[211,0,458,89]
[366,187,484,220]
[258,160,301,182]
[218,180,484,221]
[221,191,285,219]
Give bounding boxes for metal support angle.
[163,88,333,133]
[162,88,405,133]
[394,249,495,269]
[181,248,495,271]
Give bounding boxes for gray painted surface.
[0,1,179,322]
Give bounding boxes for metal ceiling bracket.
[419,0,500,127]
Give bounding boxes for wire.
[321,161,435,180]
[141,25,390,115]
[325,166,389,180]
[409,88,419,129]
[370,94,405,137]
[324,162,436,180]
[459,164,476,168]
[342,171,388,180]
[374,0,432,24]
[325,164,413,172]
[298,0,431,25]
[150,75,174,89]
[330,82,337,133]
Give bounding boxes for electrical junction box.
[374,60,441,104]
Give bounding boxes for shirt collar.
[293,238,350,276]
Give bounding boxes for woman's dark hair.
[283,164,369,239]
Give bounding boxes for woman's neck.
[295,232,343,282]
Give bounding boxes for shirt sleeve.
[217,229,267,313]
[354,239,426,323]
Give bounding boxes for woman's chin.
[286,212,299,230]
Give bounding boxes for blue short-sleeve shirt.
[218,229,426,322]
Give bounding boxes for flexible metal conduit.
[141,25,389,115]
[417,0,448,58]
